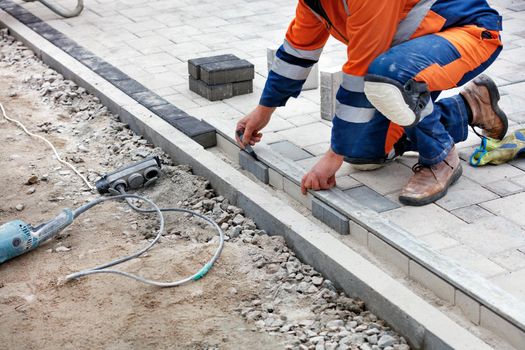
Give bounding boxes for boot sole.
[399,164,463,207]
[473,74,509,140]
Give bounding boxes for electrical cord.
[0,101,95,191]
[65,189,225,287]
[0,102,224,287]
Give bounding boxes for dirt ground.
[0,29,408,350]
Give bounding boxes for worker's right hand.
[235,105,275,149]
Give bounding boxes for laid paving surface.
[11,0,525,304]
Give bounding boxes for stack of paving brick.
[188,54,254,101]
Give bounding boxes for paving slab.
[440,245,507,278]
[442,217,525,256]
[350,161,414,196]
[435,176,499,211]
[450,205,496,224]
[343,186,400,213]
[269,140,313,161]
[492,268,525,300]
[382,204,467,237]
[481,192,525,227]
[490,249,525,272]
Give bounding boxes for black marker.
[236,130,258,161]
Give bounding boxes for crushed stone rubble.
[0,28,409,350]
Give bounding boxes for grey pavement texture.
[14,0,525,306]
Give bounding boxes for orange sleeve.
[285,0,330,51]
[344,0,404,76]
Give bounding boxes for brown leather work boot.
[399,147,462,206]
[460,74,508,140]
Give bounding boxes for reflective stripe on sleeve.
[271,56,311,81]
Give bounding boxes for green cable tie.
[193,263,212,281]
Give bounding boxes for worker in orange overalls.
[236,0,507,206]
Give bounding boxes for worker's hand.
[301,148,344,195]
[235,105,275,149]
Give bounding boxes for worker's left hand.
[301,148,344,194]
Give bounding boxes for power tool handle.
[33,209,74,243]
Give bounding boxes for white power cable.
[0,101,95,190]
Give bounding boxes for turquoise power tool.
[0,157,162,264]
[0,209,74,263]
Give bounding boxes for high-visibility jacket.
[260,0,502,107]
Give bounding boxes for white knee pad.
[364,77,432,127]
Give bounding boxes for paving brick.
[232,80,253,96]
[171,117,217,148]
[450,205,496,224]
[368,233,409,275]
[462,161,524,184]
[94,64,129,82]
[440,245,507,278]
[239,150,269,184]
[484,178,523,196]
[312,198,349,235]
[335,176,361,190]
[131,91,168,108]
[493,268,525,300]
[111,78,148,95]
[418,233,460,250]
[349,221,368,246]
[269,140,313,161]
[351,161,413,196]
[435,176,499,211]
[409,260,456,304]
[268,168,284,190]
[382,204,467,237]
[200,59,254,85]
[491,249,525,272]
[481,192,525,226]
[455,290,480,325]
[267,47,319,91]
[444,217,525,256]
[276,122,331,148]
[480,306,525,350]
[320,68,342,121]
[283,177,312,210]
[149,104,190,124]
[343,186,400,213]
[189,76,233,101]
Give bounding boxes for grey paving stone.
[269,140,313,161]
[149,104,190,124]
[351,161,413,196]
[335,176,361,190]
[462,160,524,184]
[239,150,269,184]
[490,249,525,272]
[312,198,349,235]
[418,233,460,250]
[200,59,254,85]
[172,117,217,148]
[188,54,239,79]
[232,80,253,96]
[440,245,507,278]
[444,217,525,256]
[509,3,525,11]
[80,56,110,71]
[131,91,168,108]
[27,21,62,41]
[94,64,129,82]
[481,192,525,226]
[511,158,525,171]
[189,76,233,101]
[492,268,525,300]
[382,204,467,237]
[67,45,96,61]
[451,205,496,224]
[112,79,148,95]
[435,176,499,211]
[343,186,400,213]
[484,179,523,196]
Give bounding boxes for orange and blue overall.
[260,0,503,165]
